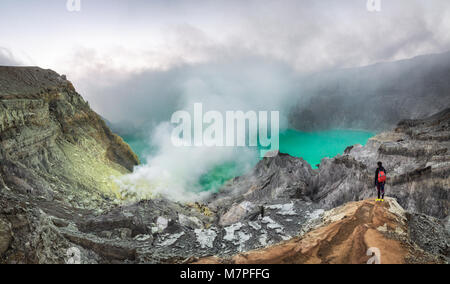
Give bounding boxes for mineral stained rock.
[194,199,448,264]
[0,66,139,211]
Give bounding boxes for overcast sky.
[1,0,450,122]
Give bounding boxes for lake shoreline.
[122,128,375,192]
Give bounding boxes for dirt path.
[194,199,440,264]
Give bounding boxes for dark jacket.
[375,166,387,186]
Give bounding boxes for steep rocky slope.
[194,199,448,264]
[0,67,139,211]
[290,52,450,131]
[318,108,450,218]
[0,67,448,264]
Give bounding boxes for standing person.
[375,162,387,201]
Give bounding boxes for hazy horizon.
[1,0,450,124]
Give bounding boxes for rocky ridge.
[0,67,139,212]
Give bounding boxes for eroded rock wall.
[0,67,139,210]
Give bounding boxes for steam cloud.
[113,55,300,202]
[116,122,258,202]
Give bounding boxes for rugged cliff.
[0,67,448,264]
[0,67,139,210]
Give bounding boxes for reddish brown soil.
[194,199,440,264]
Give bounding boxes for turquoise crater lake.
[122,129,374,192]
[278,129,374,167]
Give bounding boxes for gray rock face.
[73,196,322,263]
[408,213,449,261]
[0,193,77,263]
[0,67,139,211]
[341,109,450,218]
[208,153,316,226]
[0,218,12,256]
[283,109,449,220]
[0,166,326,263]
[289,52,450,131]
[213,109,449,220]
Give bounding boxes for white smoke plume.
[110,54,303,202]
[116,122,258,202]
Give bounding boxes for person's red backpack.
[378,170,386,183]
